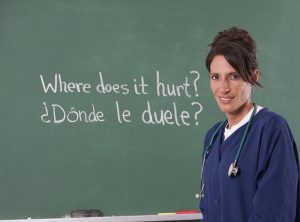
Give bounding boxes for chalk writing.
[40,74,92,93]
[96,72,130,95]
[156,70,191,97]
[142,101,191,126]
[41,102,105,123]
[39,70,203,126]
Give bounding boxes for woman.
[200,27,300,221]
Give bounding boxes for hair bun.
[211,27,256,54]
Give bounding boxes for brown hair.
[206,27,262,87]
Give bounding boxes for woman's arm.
[248,117,299,222]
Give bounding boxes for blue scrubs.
[200,108,300,221]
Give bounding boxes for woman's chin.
[217,103,234,114]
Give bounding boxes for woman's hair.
[206,27,262,87]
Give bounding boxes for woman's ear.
[253,69,259,82]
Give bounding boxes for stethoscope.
[197,104,257,199]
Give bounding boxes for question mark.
[191,102,203,126]
[190,70,200,97]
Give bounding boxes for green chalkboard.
[0,0,299,219]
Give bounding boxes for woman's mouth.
[218,96,233,104]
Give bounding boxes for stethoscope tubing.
[199,104,257,198]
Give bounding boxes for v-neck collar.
[224,105,264,140]
[216,107,267,157]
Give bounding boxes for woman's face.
[209,55,253,117]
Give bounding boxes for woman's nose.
[221,79,230,93]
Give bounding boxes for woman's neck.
[226,101,253,129]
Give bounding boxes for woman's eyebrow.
[209,71,238,75]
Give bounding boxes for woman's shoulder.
[206,121,225,135]
[255,107,290,128]
[204,121,225,145]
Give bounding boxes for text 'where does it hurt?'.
[39,71,203,126]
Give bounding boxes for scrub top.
[200,108,300,222]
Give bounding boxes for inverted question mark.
[191,102,203,126]
[190,70,200,97]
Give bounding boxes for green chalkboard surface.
[0,0,299,219]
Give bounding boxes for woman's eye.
[229,74,240,80]
[210,74,219,80]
